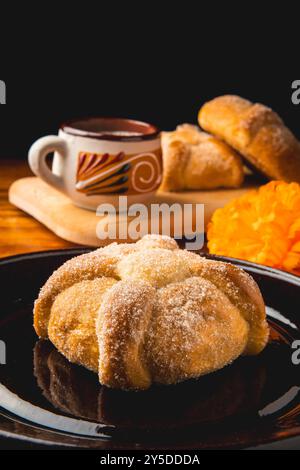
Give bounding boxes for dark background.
[1,72,298,160]
[0,13,298,161]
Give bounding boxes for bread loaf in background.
[199,95,300,183]
[160,124,244,191]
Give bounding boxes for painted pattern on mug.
[76,150,162,196]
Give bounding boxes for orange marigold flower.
[207,181,300,276]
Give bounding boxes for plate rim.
[0,247,300,449]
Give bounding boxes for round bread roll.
[198,95,300,183]
[33,234,269,391]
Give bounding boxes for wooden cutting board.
[9,177,260,246]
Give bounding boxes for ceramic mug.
[28,117,162,210]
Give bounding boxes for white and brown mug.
[28,117,162,210]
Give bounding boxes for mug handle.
[28,136,67,192]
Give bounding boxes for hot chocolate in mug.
[28,117,162,210]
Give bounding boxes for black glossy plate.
[0,248,300,449]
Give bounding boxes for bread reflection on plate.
[34,340,268,429]
[34,340,100,421]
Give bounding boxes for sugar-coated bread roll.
[199,95,300,183]
[33,234,269,391]
[160,124,244,191]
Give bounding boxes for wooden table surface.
[1,159,208,259]
[0,159,81,258]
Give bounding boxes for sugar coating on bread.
[147,276,249,384]
[48,277,117,372]
[199,95,300,183]
[97,279,155,390]
[117,248,196,287]
[33,234,269,390]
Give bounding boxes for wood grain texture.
[2,160,261,259]
[9,175,259,248]
[0,160,81,258]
